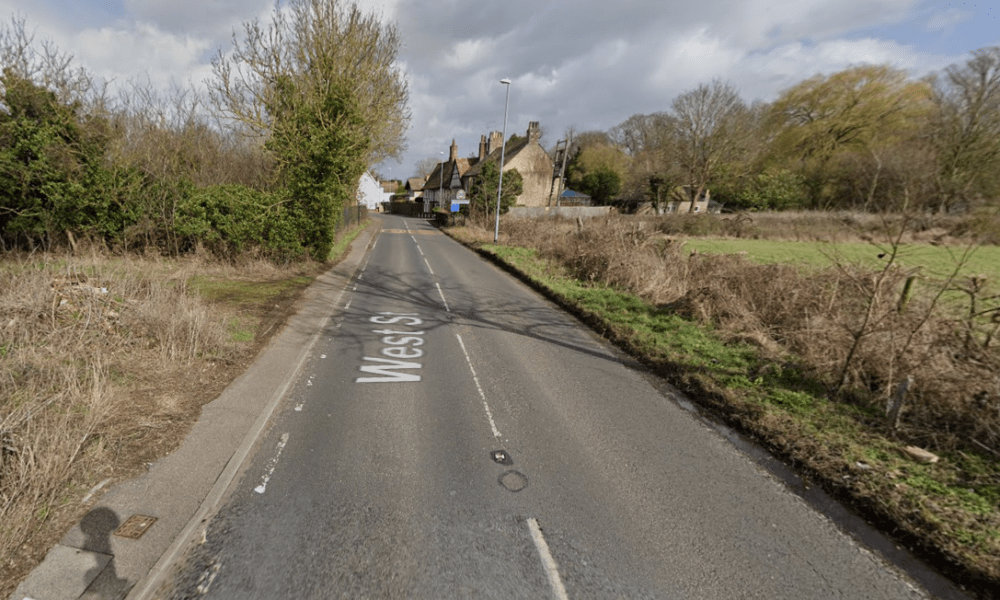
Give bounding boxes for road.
[164,213,925,599]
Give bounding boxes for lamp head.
[500,78,511,85]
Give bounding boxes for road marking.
[345,299,352,310]
[436,283,450,312]
[381,229,441,235]
[254,433,289,494]
[527,518,570,600]
[455,334,501,439]
[357,313,425,383]
[423,257,435,275]
[417,245,425,256]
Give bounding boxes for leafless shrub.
[498,213,1000,454]
[108,78,276,190]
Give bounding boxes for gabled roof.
[424,162,448,190]
[406,177,425,191]
[426,157,479,189]
[462,138,533,179]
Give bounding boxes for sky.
[3,0,998,180]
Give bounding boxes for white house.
[356,171,393,210]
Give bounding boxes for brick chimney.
[449,139,458,162]
[478,135,487,160]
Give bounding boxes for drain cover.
[114,514,157,539]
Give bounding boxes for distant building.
[462,122,554,208]
[356,172,394,210]
[664,186,722,214]
[405,177,426,201]
[423,139,480,212]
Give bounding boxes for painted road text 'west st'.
[356,312,426,383]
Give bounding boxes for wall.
[505,144,555,207]
[507,206,615,219]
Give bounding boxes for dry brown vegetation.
[0,250,324,598]
[500,210,1000,455]
[461,209,1000,595]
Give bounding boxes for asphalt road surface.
[164,214,927,599]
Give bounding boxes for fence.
[339,205,368,231]
[386,201,433,218]
[507,206,616,219]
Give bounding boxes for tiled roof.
[462,138,531,179]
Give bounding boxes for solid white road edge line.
[436,282,451,312]
[455,334,502,439]
[253,433,289,494]
[126,226,373,600]
[527,518,570,600]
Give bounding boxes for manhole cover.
[499,470,528,492]
[114,514,157,539]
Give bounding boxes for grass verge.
[451,228,999,600]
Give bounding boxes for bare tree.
[414,157,440,179]
[610,112,675,203]
[927,46,1000,213]
[209,0,410,166]
[670,79,751,210]
[0,16,97,107]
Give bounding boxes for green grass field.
[682,238,1000,282]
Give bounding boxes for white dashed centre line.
[436,282,450,312]
[423,257,435,275]
[528,518,569,600]
[455,334,501,439]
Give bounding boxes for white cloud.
[444,38,495,71]
[125,0,271,38]
[71,22,213,91]
[925,7,974,34]
[651,28,742,87]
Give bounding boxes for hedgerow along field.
[447,209,1000,599]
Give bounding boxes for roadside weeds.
[444,216,999,600]
[0,219,369,599]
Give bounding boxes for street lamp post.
[438,150,445,212]
[494,78,511,243]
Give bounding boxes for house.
[404,177,426,202]
[380,180,398,196]
[461,122,554,208]
[423,139,480,212]
[356,171,394,210]
[664,186,722,214]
